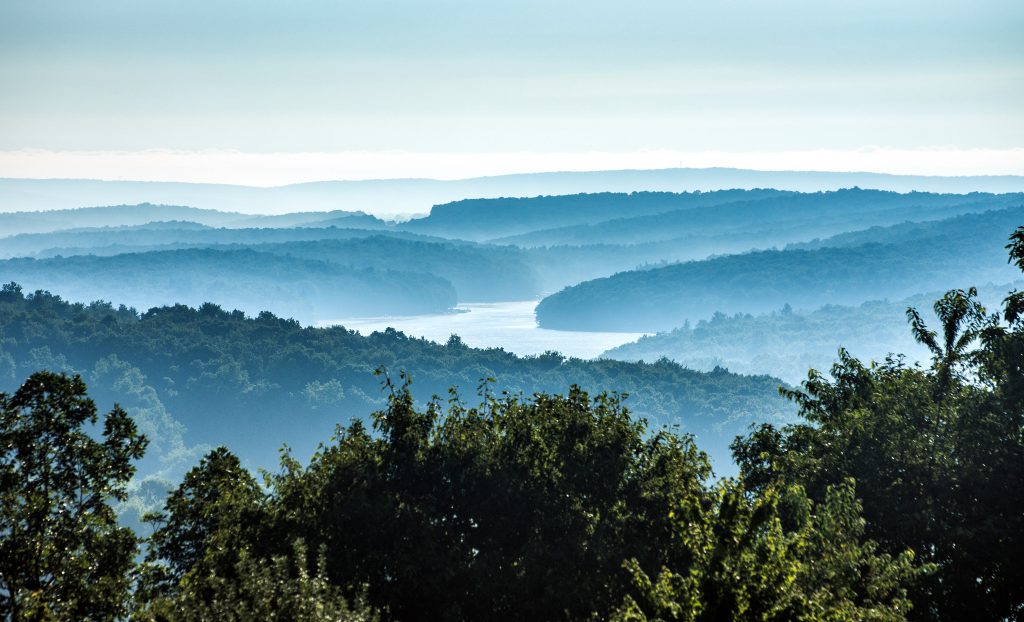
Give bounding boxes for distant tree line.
[601,283,1021,383]
[537,207,1023,331]
[0,283,791,474]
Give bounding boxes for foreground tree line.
[1,229,1022,621]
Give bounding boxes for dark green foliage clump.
[614,480,921,621]
[0,371,147,621]
[268,379,711,621]
[730,227,1024,621]
[137,378,919,621]
[142,447,265,591]
[135,541,379,622]
[0,370,918,621]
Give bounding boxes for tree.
[269,374,714,621]
[141,447,265,598]
[731,228,1024,621]
[135,541,379,622]
[613,480,921,622]
[0,371,147,621]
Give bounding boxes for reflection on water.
[318,300,648,360]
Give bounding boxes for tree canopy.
[730,227,1024,621]
[0,371,147,621]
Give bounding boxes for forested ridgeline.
[786,204,1024,250]
[239,238,541,302]
[0,202,389,236]
[2,227,1021,620]
[537,207,1024,331]
[491,188,1023,248]
[9,189,1013,256]
[10,235,543,302]
[0,248,458,323]
[0,284,792,479]
[0,226,805,304]
[601,281,1023,383]
[396,189,793,240]
[5,191,1022,315]
[0,222,417,260]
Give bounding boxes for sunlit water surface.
[319,300,648,360]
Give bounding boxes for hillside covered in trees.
[0,248,458,323]
[0,283,792,481]
[0,221,415,260]
[537,206,1023,331]
[396,189,792,240]
[601,281,1023,382]
[0,202,389,236]
[3,226,1022,621]
[4,190,1021,324]
[492,188,1022,249]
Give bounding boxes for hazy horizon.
[3,1,1021,182]
[4,166,1024,217]
[1,149,1024,188]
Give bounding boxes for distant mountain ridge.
[0,202,385,235]
[0,247,457,322]
[397,189,792,241]
[535,206,1024,332]
[491,189,1024,247]
[3,167,1023,217]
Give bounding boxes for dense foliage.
[136,541,379,622]
[537,207,1023,331]
[0,371,147,621]
[0,372,926,621]
[0,283,792,477]
[613,481,921,621]
[4,222,1022,619]
[730,227,1024,620]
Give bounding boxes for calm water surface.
[319,300,648,360]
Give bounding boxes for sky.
[1,0,1022,182]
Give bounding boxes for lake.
[319,300,648,360]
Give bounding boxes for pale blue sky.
[1,0,1022,156]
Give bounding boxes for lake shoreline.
[318,300,650,360]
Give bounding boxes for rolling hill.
[536,207,1024,332]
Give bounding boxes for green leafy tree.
[613,480,921,621]
[141,447,265,598]
[135,540,379,622]
[731,228,1024,621]
[0,371,147,621]
[269,374,713,621]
